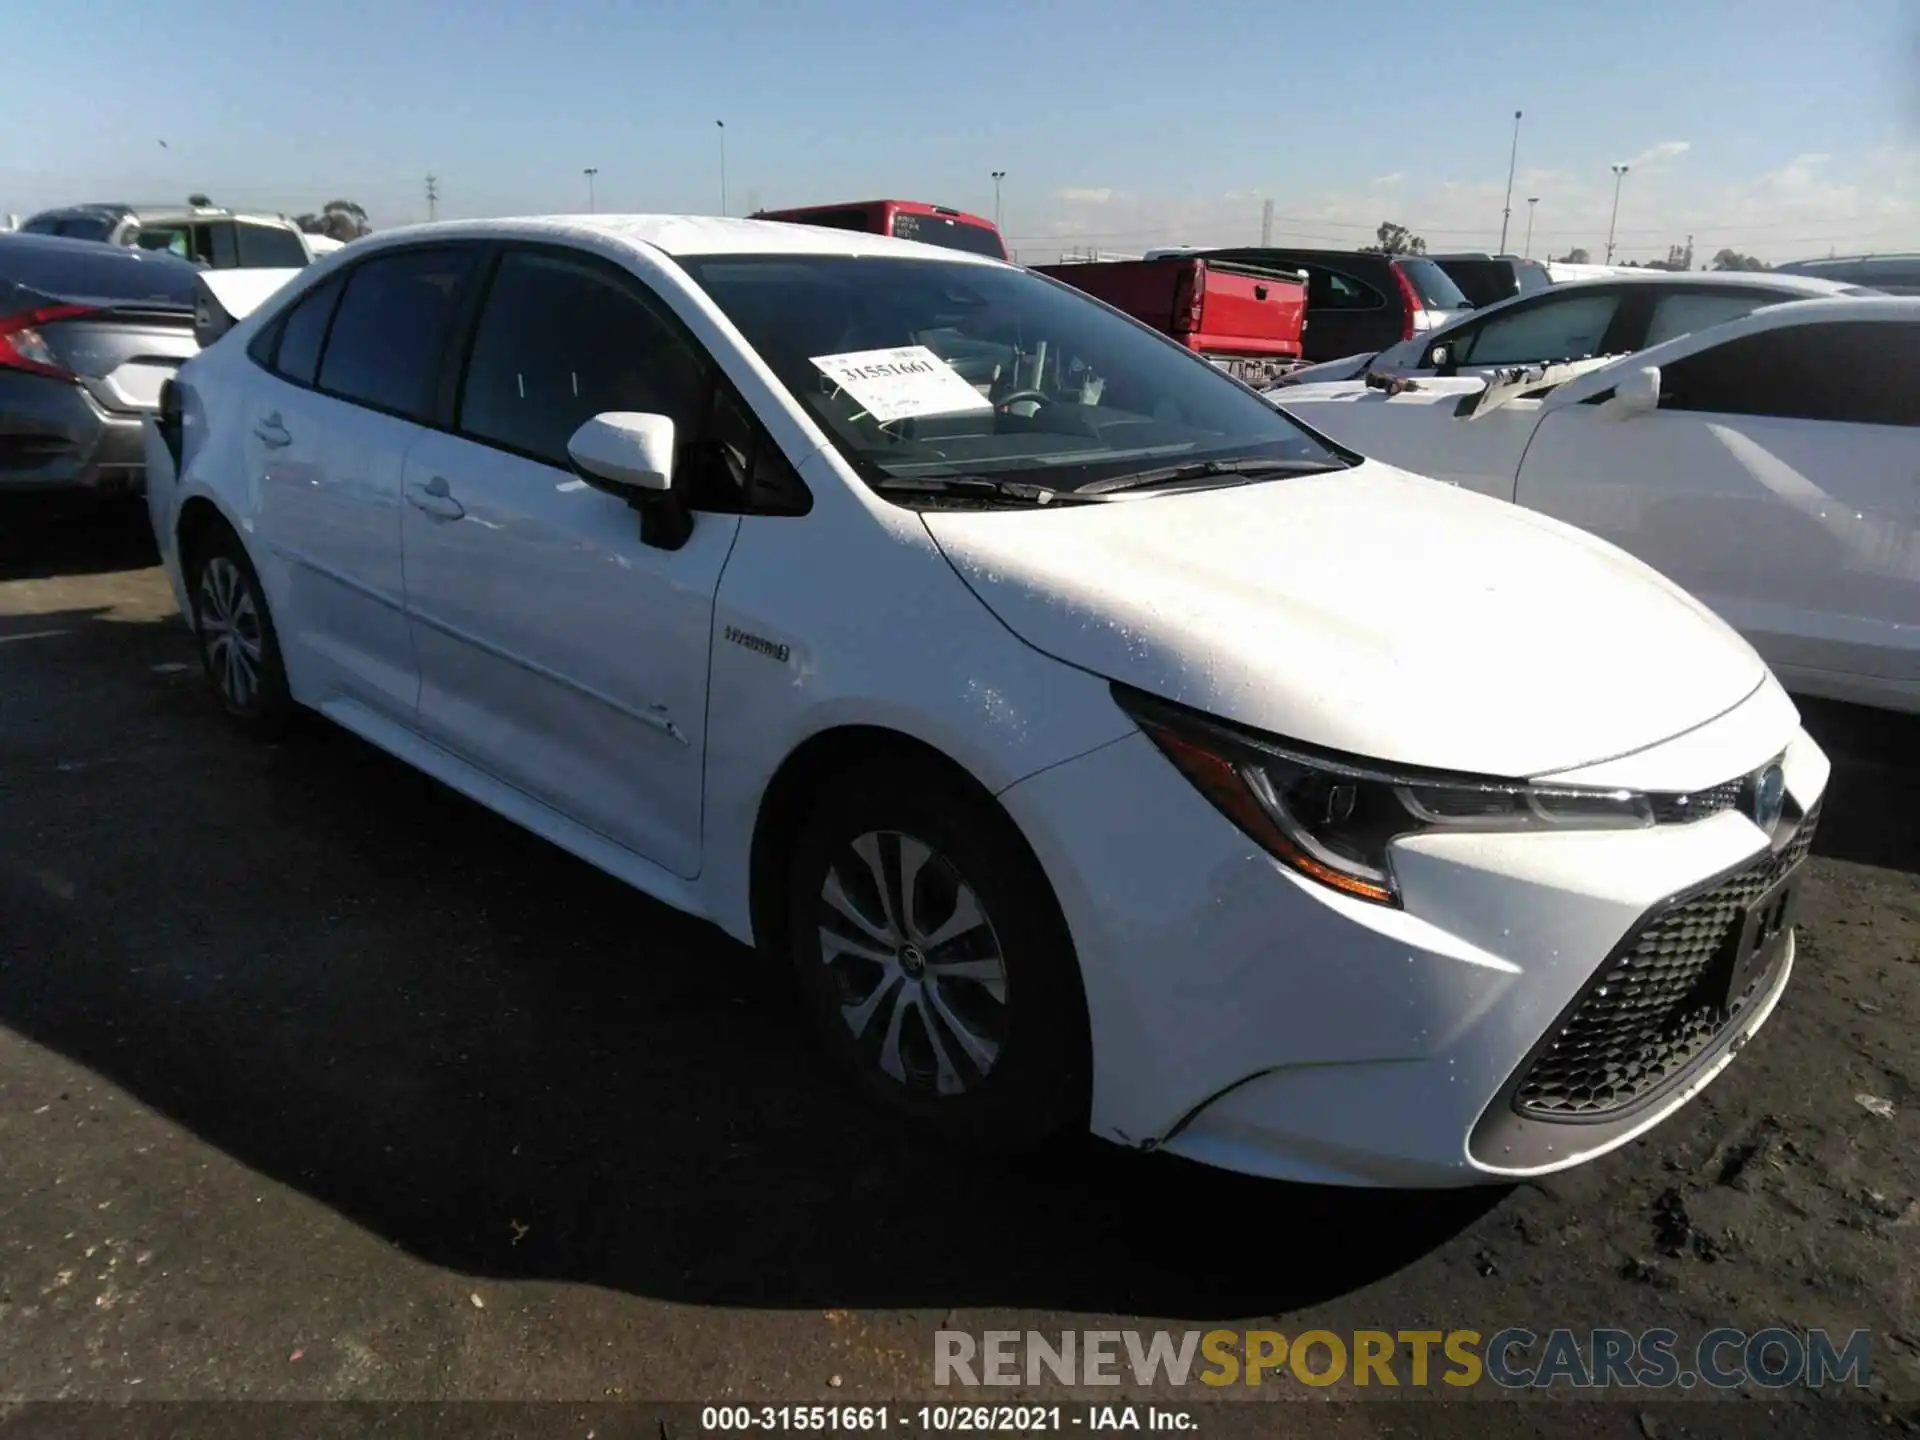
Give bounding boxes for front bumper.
[998,680,1830,1187]
[0,373,148,494]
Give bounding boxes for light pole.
[1498,109,1522,254]
[583,168,598,213]
[716,121,727,216]
[1524,197,1539,259]
[991,170,1005,230]
[1605,163,1629,264]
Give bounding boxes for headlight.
[1114,685,1652,907]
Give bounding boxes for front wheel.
[189,527,294,737]
[784,760,1091,1153]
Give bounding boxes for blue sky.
[6,0,1917,262]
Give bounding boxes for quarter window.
[1306,268,1384,311]
[1657,320,1920,427]
[1451,291,1621,366]
[317,248,475,420]
[458,249,708,470]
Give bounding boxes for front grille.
[1651,777,1744,825]
[1514,798,1821,1119]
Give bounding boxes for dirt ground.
[0,500,1914,1436]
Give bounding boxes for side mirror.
[1607,366,1661,419]
[1429,343,1451,370]
[566,412,692,549]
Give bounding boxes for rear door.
[248,246,481,722]
[1517,316,1920,688]
[1298,263,1397,359]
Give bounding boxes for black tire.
[186,524,295,738]
[784,758,1091,1153]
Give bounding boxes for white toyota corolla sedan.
[144,215,1830,1187]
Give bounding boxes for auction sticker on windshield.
[810,346,994,423]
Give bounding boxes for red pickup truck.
[1031,257,1308,386]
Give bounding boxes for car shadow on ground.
[0,496,157,581]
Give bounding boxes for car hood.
[919,461,1767,778]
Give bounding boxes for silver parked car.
[20,203,312,270]
[0,233,200,496]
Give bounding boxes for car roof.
[342,213,1008,265]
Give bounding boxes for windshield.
[678,254,1345,492]
[890,211,1007,259]
[1395,257,1472,311]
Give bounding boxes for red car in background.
[750,199,1008,260]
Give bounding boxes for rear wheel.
[784,760,1090,1153]
[188,527,294,737]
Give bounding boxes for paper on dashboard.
[809,346,994,424]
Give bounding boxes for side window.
[236,223,312,269]
[269,273,347,386]
[197,222,239,269]
[1642,291,1772,349]
[1452,291,1622,366]
[458,248,708,470]
[697,381,811,516]
[1659,320,1920,427]
[317,248,476,420]
[1305,268,1384,311]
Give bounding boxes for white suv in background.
[145,215,1828,1186]
[21,203,315,269]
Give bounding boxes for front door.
[399,246,740,878]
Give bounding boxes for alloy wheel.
[817,830,1010,1096]
[196,555,264,711]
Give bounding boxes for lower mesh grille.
[1514,800,1821,1119]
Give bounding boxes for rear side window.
[1305,267,1384,311]
[196,223,239,269]
[1452,291,1623,366]
[457,248,709,469]
[269,273,346,386]
[770,208,872,233]
[1658,319,1920,427]
[1641,291,1774,349]
[236,223,311,268]
[318,248,476,420]
[1393,258,1471,312]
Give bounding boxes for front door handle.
[253,413,291,449]
[405,477,465,521]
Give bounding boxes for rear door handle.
[253,413,291,449]
[405,476,465,521]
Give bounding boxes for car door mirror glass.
[567,412,677,495]
[1609,366,1661,418]
[1430,343,1451,369]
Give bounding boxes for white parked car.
[1276,295,1920,715]
[144,216,1830,1187]
[1271,271,1871,389]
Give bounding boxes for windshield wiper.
[1079,456,1349,496]
[870,475,1111,506]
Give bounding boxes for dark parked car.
[1775,253,1920,295]
[0,233,200,495]
[1429,252,1552,307]
[1148,246,1474,361]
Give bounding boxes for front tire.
[188,527,294,738]
[784,759,1091,1154]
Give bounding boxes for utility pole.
[716,121,727,216]
[583,168,598,213]
[991,170,1006,230]
[1260,198,1274,246]
[1605,163,1629,264]
[1523,197,1539,259]
[1498,109,1522,254]
[425,174,438,222]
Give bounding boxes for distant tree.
[1710,248,1771,272]
[1553,247,1591,264]
[295,199,372,241]
[1363,221,1426,255]
[187,193,213,208]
